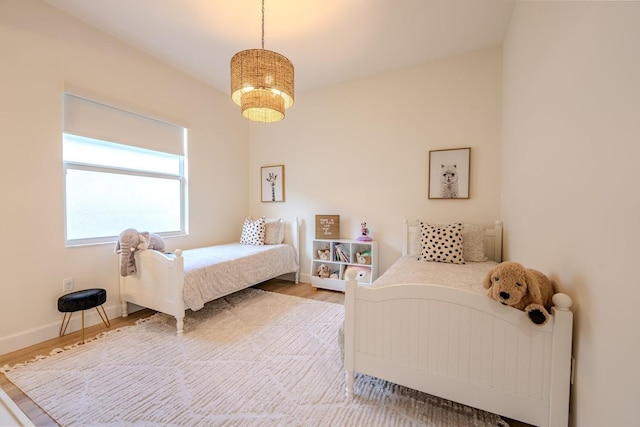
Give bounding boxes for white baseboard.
[0,303,138,357]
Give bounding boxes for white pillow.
[240,217,265,245]
[461,225,487,262]
[419,222,464,264]
[276,219,285,243]
[264,218,285,245]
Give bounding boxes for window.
[63,93,187,246]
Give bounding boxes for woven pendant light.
[230,1,294,123]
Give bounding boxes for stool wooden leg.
[95,305,111,328]
[59,312,72,337]
[81,310,85,344]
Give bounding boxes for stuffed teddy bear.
[356,251,371,265]
[317,263,331,279]
[115,228,166,277]
[483,261,555,325]
[318,248,330,261]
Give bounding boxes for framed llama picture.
[261,165,285,202]
[428,148,470,199]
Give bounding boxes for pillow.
[461,225,488,262]
[419,222,464,264]
[240,217,265,245]
[264,218,285,245]
[277,221,285,243]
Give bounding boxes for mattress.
[181,243,298,311]
[370,255,497,295]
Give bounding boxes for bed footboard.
[344,277,573,427]
[119,249,186,335]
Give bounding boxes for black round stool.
[58,288,111,343]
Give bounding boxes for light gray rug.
[3,288,507,426]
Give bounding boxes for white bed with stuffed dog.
[119,217,300,335]
[343,220,573,427]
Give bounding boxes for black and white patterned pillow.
[419,222,464,264]
[240,217,266,245]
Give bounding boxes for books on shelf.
[334,244,350,262]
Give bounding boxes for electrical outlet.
[63,278,74,292]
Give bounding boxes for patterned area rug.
[3,289,507,426]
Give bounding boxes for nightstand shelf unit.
[311,239,378,292]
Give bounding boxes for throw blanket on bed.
[371,255,497,294]
[182,243,298,311]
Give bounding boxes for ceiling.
[44,0,515,95]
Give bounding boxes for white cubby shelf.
[310,239,378,292]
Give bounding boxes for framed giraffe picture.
[261,165,285,202]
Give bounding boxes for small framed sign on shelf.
[315,215,340,239]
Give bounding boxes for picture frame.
[428,147,471,199]
[261,165,285,202]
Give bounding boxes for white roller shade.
[63,93,185,156]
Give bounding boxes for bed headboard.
[402,220,503,262]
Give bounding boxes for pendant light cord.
[261,0,265,49]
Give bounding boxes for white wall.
[502,2,640,425]
[249,47,503,281]
[0,0,248,354]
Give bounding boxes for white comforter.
[181,243,298,311]
[371,255,497,295]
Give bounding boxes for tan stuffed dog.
[483,261,554,325]
[317,263,331,279]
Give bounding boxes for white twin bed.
[344,220,573,427]
[119,218,300,335]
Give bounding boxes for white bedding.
[181,243,298,311]
[370,255,497,295]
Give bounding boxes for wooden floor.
[0,279,528,427]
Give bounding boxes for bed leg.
[121,301,128,318]
[345,370,355,397]
[176,316,184,336]
[295,271,299,284]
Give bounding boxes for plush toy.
[317,263,331,279]
[356,251,371,265]
[318,248,330,261]
[115,228,141,277]
[115,229,166,277]
[344,266,372,283]
[483,261,555,325]
[145,232,166,252]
